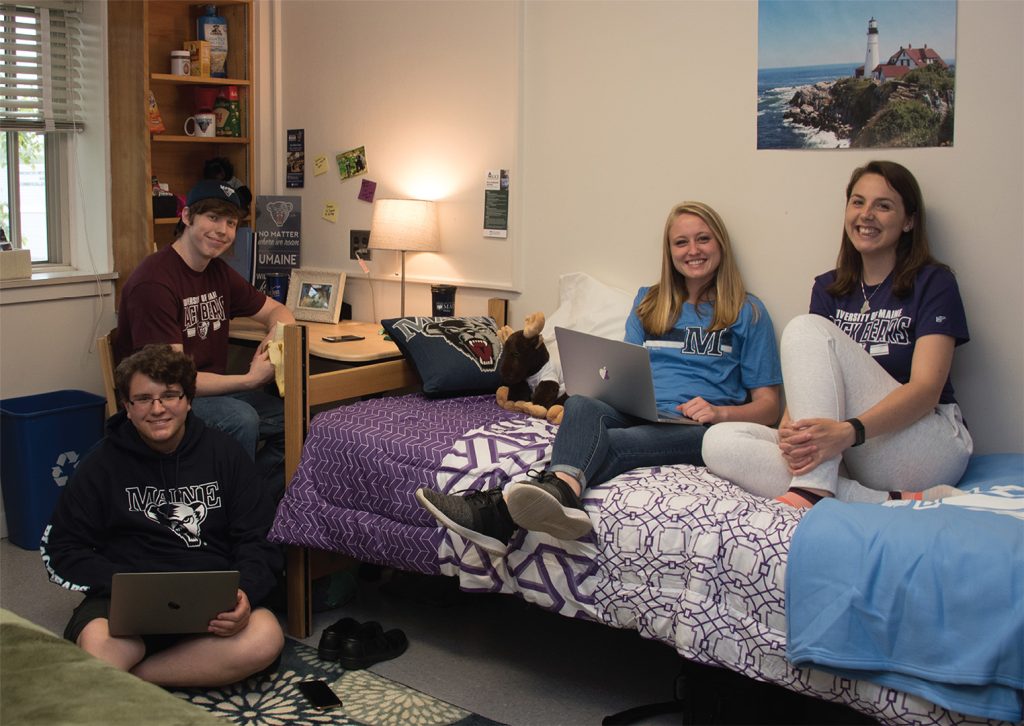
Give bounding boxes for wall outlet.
[350,229,371,261]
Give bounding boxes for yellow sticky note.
[313,155,329,176]
[322,202,338,222]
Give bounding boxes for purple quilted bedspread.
[269,394,526,571]
[269,393,1006,726]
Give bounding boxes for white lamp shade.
[368,198,440,253]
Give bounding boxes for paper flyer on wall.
[254,195,301,299]
[483,169,509,238]
[286,129,305,188]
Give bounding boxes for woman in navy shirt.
[418,201,782,553]
[704,161,972,507]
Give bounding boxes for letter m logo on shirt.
[682,327,725,357]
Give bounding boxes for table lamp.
[368,198,440,316]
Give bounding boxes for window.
[0,2,82,266]
[1,130,68,262]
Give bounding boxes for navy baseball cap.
[185,180,242,209]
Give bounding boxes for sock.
[775,487,828,509]
[891,485,965,501]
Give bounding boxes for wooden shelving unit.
[107,0,255,297]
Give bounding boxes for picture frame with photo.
[286,268,346,323]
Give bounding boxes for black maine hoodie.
[41,410,281,605]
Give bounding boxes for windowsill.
[0,269,118,305]
[0,269,118,290]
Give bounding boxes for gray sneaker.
[505,471,593,540]
[416,487,515,556]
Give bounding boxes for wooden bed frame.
[279,300,509,637]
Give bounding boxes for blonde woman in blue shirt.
[418,201,783,554]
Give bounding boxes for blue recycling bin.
[0,390,106,549]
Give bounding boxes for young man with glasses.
[114,180,296,500]
[41,345,284,687]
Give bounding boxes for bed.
[268,276,1023,725]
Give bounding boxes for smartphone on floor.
[297,679,343,710]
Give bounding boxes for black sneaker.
[504,471,593,540]
[416,487,515,556]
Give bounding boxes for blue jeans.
[191,389,286,500]
[548,395,707,490]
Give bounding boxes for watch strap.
[845,417,866,447]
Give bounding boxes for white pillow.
[544,272,635,382]
[545,271,635,340]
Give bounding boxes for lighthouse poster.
[758,0,957,149]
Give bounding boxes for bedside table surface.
[229,318,400,363]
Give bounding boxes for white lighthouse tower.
[864,17,880,78]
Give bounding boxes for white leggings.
[702,314,973,503]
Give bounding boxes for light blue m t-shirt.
[624,287,782,412]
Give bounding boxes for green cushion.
[0,608,219,725]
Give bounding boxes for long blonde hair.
[635,201,751,335]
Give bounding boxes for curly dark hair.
[115,344,197,404]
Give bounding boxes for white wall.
[266,0,521,321]
[516,0,1023,454]
[264,0,1022,455]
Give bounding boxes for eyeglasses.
[127,391,187,408]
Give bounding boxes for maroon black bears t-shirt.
[116,246,267,374]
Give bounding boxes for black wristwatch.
[845,417,866,447]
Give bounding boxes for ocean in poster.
[757,61,859,150]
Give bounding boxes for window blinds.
[0,1,83,132]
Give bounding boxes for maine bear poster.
[254,195,301,298]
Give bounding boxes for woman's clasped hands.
[777,416,857,476]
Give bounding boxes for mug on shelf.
[170,50,190,76]
[184,112,216,138]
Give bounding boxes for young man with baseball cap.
[115,180,295,500]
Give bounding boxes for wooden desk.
[229,317,401,363]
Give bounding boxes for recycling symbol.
[51,451,79,487]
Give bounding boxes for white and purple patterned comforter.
[269,394,1011,726]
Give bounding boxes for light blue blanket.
[787,455,1024,722]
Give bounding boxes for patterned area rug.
[171,638,502,726]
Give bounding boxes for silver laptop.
[108,570,240,637]
[555,327,700,425]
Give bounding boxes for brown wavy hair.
[830,160,948,298]
[115,344,197,403]
[173,198,242,239]
[635,201,752,335]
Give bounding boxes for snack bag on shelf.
[146,90,165,133]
